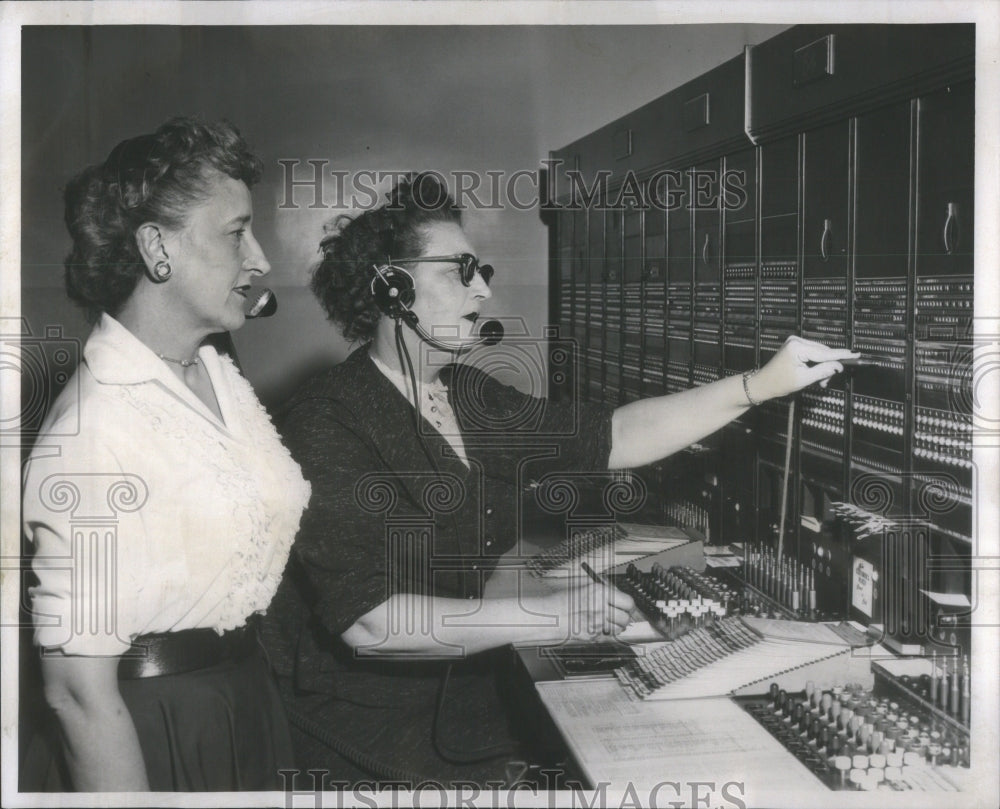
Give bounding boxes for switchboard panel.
[548,25,975,658]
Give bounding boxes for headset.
[371,262,504,352]
[370,263,417,320]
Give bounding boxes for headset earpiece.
[370,263,416,318]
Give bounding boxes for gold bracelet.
[742,369,761,406]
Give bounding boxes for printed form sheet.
[536,678,826,802]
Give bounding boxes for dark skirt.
[20,646,294,792]
[277,652,523,790]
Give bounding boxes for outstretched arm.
[608,336,858,469]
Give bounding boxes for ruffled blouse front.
[23,314,311,656]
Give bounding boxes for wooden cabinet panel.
[623,205,643,285]
[760,136,798,219]
[666,199,693,284]
[725,217,756,268]
[628,54,749,172]
[724,148,756,227]
[758,137,799,364]
[586,205,604,284]
[693,160,722,285]
[550,53,753,204]
[605,204,623,283]
[644,205,667,283]
[802,120,850,280]
[749,24,974,141]
[915,82,974,278]
[855,102,912,280]
[723,148,758,374]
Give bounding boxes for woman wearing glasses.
[21,118,310,791]
[263,173,856,787]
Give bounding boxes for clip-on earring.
[153,260,172,282]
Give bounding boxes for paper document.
[535,679,824,796]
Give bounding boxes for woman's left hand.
[749,336,859,403]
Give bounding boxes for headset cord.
[431,661,518,765]
[394,319,517,767]
[396,320,421,442]
[285,707,435,786]
[395,319,442,476]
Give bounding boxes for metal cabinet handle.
[943,202,958,255]
[820,219,832,261]
[702,232,711,265]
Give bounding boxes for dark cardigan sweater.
[261,345,614,782]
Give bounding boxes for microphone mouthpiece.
[478,319,504,346]
[246,288,278,319]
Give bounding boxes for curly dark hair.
[311,173,462,342]
[63,117,263,322]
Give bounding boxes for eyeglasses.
[392,253,494,287]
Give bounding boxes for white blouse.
[23,314,311,656]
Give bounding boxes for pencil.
[581,561,606,584]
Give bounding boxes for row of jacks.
[742,542,816,615]
[928,653,971,726]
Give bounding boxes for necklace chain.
[158,353,200,368]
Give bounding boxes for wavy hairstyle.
[311,173,462,343]
[63,117,263,322]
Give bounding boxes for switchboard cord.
[777,398,795,560]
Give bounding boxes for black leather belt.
[117,624,259,679]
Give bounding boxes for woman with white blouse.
[21,118,310,791]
